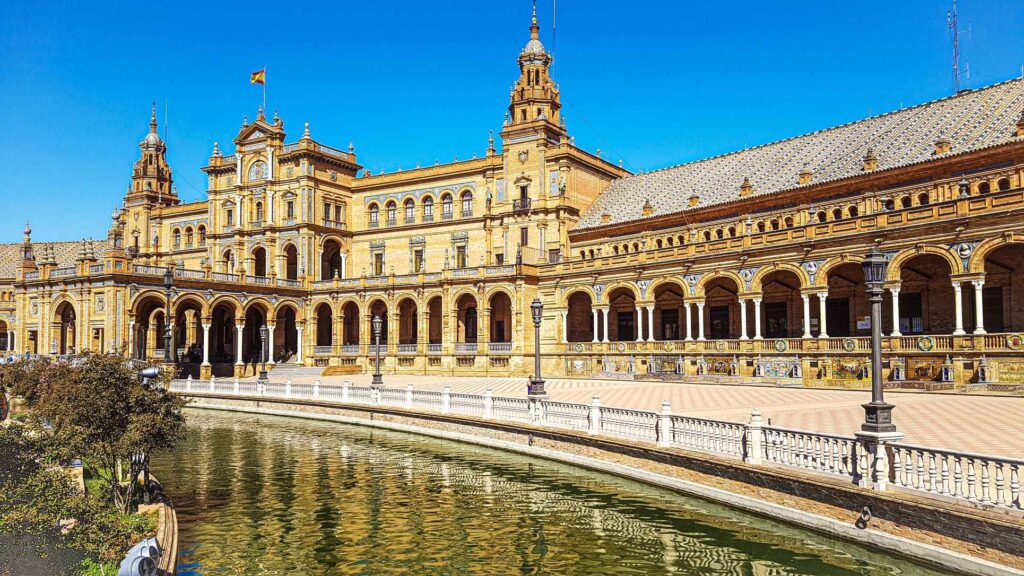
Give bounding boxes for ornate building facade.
[3,8,1024,390]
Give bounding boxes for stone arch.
[281,242,299,280]
[396,297,419,344]
[171,293,208,317]
[52,299,77,355]
[487,291,513,343]
[651,279,687,341]
[562,286,597,308]
[484,286,517,308]
[815,255,865,288]
[454,293,478,343]
[749,263,809,293]
[130,290,168,314]
[313,301,334,347]
[693,270,746,298]
[273,299,303,318]
[601,281,639,304]
[968,234,1024,274]
[886,245,962,283]
[367,298,389,345]
[208,294,243,313]
[241,298,273,317]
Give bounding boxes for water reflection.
[150,409,950,575]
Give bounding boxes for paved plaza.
[260,372,1024,458]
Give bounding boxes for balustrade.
[891,443,1022,510]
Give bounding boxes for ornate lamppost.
[371,314,384,389]
[162,267,174,364]
[856,245,904,490]
[258,325,269,382]
[528,298,547,400]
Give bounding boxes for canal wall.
[179,392,1024,576]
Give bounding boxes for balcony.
[426,343,442,354]
[386,218,397,227]
[369,220,379,228]
[442,212,453,221]
[461,210,473,218]
[513,198,532,212]
[488,342,513,354]
[454,342,478,354]
[313,346,332,356]
[321,219,346,230]
[422,213,435,222]
[397,343,418,354]
[341,344,360,355]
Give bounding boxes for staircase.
[267,363,324,379]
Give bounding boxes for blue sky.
[1,1,1021,242]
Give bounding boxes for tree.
[5,354,187,514]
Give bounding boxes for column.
[753,298,762,339]
[738,299,748,340]
[265,324,276,365]
[635,306,643,342]
[972,280,986,334]
[201,323,211,366]
[818,293,829,338]
[952,281,965,335]
[602,308,610,343]
[128,320,135,359]
[801,294,812,338]
[646,306,655,342]
[696,301,705,340]
[235,324,244,365]
[683,302,693,341]
[296,323,304,364]
[340,253,348,279]
[591,309,599,343]
[561,311,568,344]
[889,287,902,336]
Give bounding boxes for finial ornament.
[257,105,265,120]
[149,101,157,132]
[348,141,354,154]
[303,122,310,138]
[212,141,221,157]
[532,0,537,26]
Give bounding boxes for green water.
[150,409,953,575]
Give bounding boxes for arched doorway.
[823,263,868,337]
[243,305,269,372]
[0,320,8,351]
[252,247,268,277]
[607,287,637,341]
[315,303,333,348]
[342,301,360,346]
[209,301,238,374]
[174,297,204,365]
[222,249,235,274]
[759,270,803,338]
[368,300,389,345]
[455,294,477,343]
[489,292,512,343]
[702,277,740,340]
[132,295,166,360]
[427,297,443,344]
[321,240,343,280]
[897,254,954,335]
[566,292,594,342]
[274,306,299,362]
[284,244,298,280]
[398,298,418,344]
[653,282,686,341]
[53,301,76,355]
[979,244,1024,333]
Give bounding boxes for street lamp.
[528,298,547,399]
[258,325,269,382]
[861,246,896,433]
[371,314,384,388]
[162,267,174,364]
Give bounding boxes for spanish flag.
[250,68,266,85]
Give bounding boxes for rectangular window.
[495,253,504,265]
[548,248,560,263]
[226,209,234,226]
[287,201,294,219]
[335,205,342,222]
[373,253,384,276]
[519,185,529,200]
[413,249,424,273]
[324,202,331,220]
[456,245,467,268]
[899,293,923,335]
[520,227,529,247]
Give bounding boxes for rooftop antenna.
[163,100,168,144]
[552,0,557,63]
[947,0,971,93]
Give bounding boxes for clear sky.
[1,1,1021,243]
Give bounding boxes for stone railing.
[487,342,513,353]
[426,343,442,354]
[169,378,1024,511]
[246,275,272,285]
[50,267,75,277]
[277,278,301,288]
[454,342,478,353]
[313,345,332,355]
[211,271,235,282]
[341,344,360,355]
[396,344,417,354]
[173,268,206,280]
[134,264,165,276]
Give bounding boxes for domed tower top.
[139,102,164,149]
[520,1,549,61]
[504,0,564,139]
[126,102,177,207]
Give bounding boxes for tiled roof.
[576,77,1024,230]
[0,240,109,279]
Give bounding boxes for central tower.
[502,1,565,143]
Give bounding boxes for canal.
[150,408,953,575]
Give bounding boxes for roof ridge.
[627,76,1023,179]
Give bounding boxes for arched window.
[385,201,397,224]
[816,211,827,223]
[677,235,686,245]
[441,193,453,218]
[198,226,207,246]
[784,216,794,228]
[632,242,639,252]
[756,221,766,233]
[419,197,433,221]
[656,239,663,249]
[588,249,595,258]
[185,227,194,246]
[580,250,586,260]
[848,205,858,217]
[404,199,415,222]
[613,245,619,255]
[998,178,1011,191]
[368,203,380,226]
[917,193,930,206]
[978,182,991,194]
[715,229,724,239]
[666,236,674,246]
[900,196,911,209]
[255,202,264,222]
[884,199,895,211]
[727,226,736,237]
[702,231,711,242]
[770,219,780,231]
[461,191,473,216]
[832,208,843,221]
[172,229,181,249]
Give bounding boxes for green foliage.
[77,557,119,576]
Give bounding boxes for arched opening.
[702,277,739,339]
[184,227,193,247]
[760,270,803,338]
[461,191,473,216]
[398,298,418,344]
[243,305,269,372]
[427,297,443,344]
[284,244,298,280]
[422,196,435,221]
[403,198,415,223]
[816,211,827,223]
[607,287,637,341]
[274,306,298,363]
[368,203,380,226]
[997,178,1011,192]
[897,254,954,335]
[321,239,343,280]
[848,205,859,217]
[978,182,991,194]
[566,292,594,342]
[342,301,360,345]
[980,244,1024,333]
[441,193,453,219]
[132,295,167,360]
[255,201,264,222]
[315,303,333,348]
[455,294,477,343]
[222,249,234,274]
[209,301,238,373]
[172,229,181,249]
[832,208,843,221]
[900,196,911,209]
[197,225,206,246]
[252,247,267,277]
[385,200,397,224]
[173,298,204,366]
[489,292,512,343]
[0,320,7,351]
[368,300,389,345]
[653,282,686,341]
[917,193,930,206]
[822,262,868,337]
[53,301,77,355]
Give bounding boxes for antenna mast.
[552,0,557,63]
[947,0,962,93]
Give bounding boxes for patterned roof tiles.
[576,77,1024,230]
[0,240,109,279]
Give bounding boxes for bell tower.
[502,1,565,143]
[125,102,176,207]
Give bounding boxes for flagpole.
[263,65,267,114]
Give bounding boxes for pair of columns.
[233,323,276,366]
[2,330,13,352]
[889,280,986,337]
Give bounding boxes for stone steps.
[268,364,324,378]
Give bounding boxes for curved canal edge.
[138,477,178,576]
[177,393,1024,576]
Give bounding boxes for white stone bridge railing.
[169,378,1022,512]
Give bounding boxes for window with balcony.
[404,199,415,222]
[198,226,206,246]
[495,253,504,265]
[456,245,467,268]
[423,197,434,220]
[460,191,473,217]
[373,252,384,276]
[369,204,380,227]
[441,194,453,219]
[287,201,294,219]
[386,201,397,225]
[413,249,424,272]
[185,227,193,247]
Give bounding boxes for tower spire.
[150,101,158,134]
[531,0,538,32]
